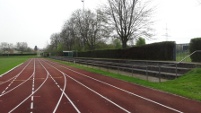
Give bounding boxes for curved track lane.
[0,58,201,113]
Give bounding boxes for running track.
[0,58,200,113]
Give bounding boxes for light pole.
[81,0,84,12]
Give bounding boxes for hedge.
[190,38,201,62]
[77,41,176,61]
[0,53,37,56]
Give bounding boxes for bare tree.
[70,9,111,50]
[0,42,10,54]
[60,11,84,51]
[107,0,153,48]
[16,42,28,53]
[50,33,61,51]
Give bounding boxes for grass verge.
[0,56,36,75]
[51,59,201,102]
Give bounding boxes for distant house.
[176,43,189,53]
[13,49,21,54]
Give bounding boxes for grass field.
[52,59,201,102]
[0,56,35,75]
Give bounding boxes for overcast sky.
[0,0,201,49]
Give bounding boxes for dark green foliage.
[190,38,201,62]
[0,53,36,56]
[136,37,146,46]
[77,41,176,61]
[124,41,176,60]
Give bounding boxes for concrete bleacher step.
[51,57,200,79]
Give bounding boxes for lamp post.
[81,0,84,12]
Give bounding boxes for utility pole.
[163,23,170,41]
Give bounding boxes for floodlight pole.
[81,0,85,12]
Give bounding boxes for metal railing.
[50,51,201,82]
[178,50,201,63]
[158,50,201,82]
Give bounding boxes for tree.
[50,33,61,51]
[60,17,79,51]
[0,42,10,54]
[136,37,146,46]
[61,9,111,51]
[112,38,122,49]
[16,42,28,53]
[106,0,153,49]
[34,46,38,52]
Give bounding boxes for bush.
[123,41,176,60]
[77,41,176,61]
[190,38,201,62]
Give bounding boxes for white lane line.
[0,60,32,85]
[30,59,36,112]
[66,74,131,113]
[0,63,23,77]
[45,57,130,112]
[51,73,67,113]
[42,60,81,113]
[48,60,183,113]
[30,102,33,109]
[0,60,33,97]
[9,59,49,113]
[44,61,68,113]
[31,96,34,101]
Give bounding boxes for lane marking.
[44,60,130,113]
[48,60,183,113]
[9,59,49,113]
[30,102,33,109]
[0,63,23,77]
[46,63,80,113]
[31,96,34,101]
[30,59,36,112]
[41,60,81,113]
[66,74,131,113]
[0,60,33,97]
[0,60,32,85]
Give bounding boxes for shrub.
[77,41,176,61]
[190,38,201,62]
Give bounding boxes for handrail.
[51,51,201,82]
[178,50,201,64]
[158,50,201,81]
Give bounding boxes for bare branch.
[106,0,154,48]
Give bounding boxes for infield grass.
[0,56,35,75]
[51,59,201,102]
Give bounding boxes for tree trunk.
[122,39,128,49]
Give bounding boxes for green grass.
[0,56,35,75]
[176,52,191,62]
[51,59,201,101]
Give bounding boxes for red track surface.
[0,58,201,113]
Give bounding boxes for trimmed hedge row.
[190,38,201,62]
[77,41,176,61]
[0,53,37,56]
